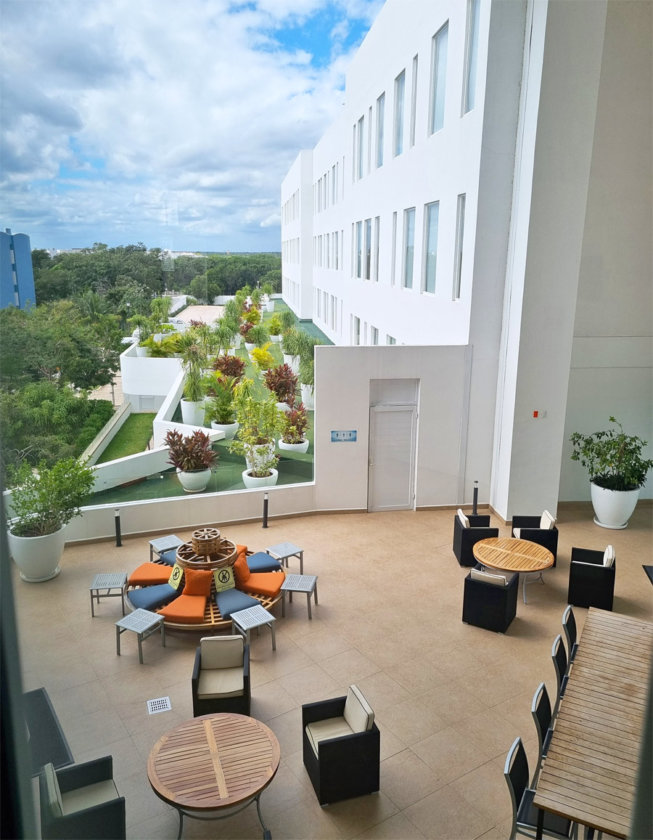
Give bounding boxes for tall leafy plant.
[570,417,653,491]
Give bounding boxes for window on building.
[330,294,337,330]
[402,207,415,289]
[453,193,466,299]
[386,335,396,345]
[429,22,448,134]
[357,115,365,179]
[393,70,405,156]
[423,201,439,293]
[370,326,379,345]
[373,216,380,281]
[353,316,361,345]
[463,0,480,113]
[332,164,337,203]
[334,230,339,269]
[326,232,330,269]
[356,220,363,278]
[410,54,418,147]
[376,92,385,167]
[391,211,397,285]
[364,218,372,279]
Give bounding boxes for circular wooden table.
[148,713,280,839]
[473,537,554,603]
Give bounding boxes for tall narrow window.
[429,23,448,134]
[376,92,385,167]
[370,326,379,346]
[332,165,336,203]
[391,211,397,285]
[423,201,439,293]
[334,230,339,269]
[364,218,372,279]
[453,193,466,299]
[410,54,418,147]
[357,116,365,179]
[393,70,405,156]
[367,106,373,172]
[352,126,356,182]
[386,335,396,345]
[356,220,363,278]
[373,216,380,281]
[463,0,480,113]
[402,207,415,289]
[353,316,361,345]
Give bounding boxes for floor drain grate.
[147,696,172,714]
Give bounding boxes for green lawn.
[96,413,156,463]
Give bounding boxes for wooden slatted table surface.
[472,537,554,573]
[148,713,280,836]
[533,608,653,839]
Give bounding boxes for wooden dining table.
[533,608,653,839]
[148,712,280,839]
[472,537,554,603]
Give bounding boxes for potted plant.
[299,356,314,410]
[240,321,255,349]
[246,323,270,349]
[262,281,275,311]
[264,363,297,410]
[281,327,301,374]
[230,380,283,488]
[128,314,155,356]
[213,353,245,381]
[570,416,653,529]
[250,344,275,372]
[279,403,309,453]
[7,457,96,582]
[204,374,239,439]
[267,314,283,342]
[165,428,217,493]
[179,332,207,425]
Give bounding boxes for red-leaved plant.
[165,429,217,472]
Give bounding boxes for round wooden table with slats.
[148,713,280,839]
[472,537,554,603]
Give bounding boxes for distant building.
[0,228,36,309]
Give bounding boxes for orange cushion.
[129,563,171,587]
[233,549,251,586]
[158,594,207,623]
[183,569,213,597]
[240,571,285,598]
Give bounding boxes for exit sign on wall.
[331,430,357,442]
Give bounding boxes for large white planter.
[300,383,314,410]
[270,334,282,343]
[8,526,66,582]
[241,468,278,489]
[180,399,205,426]
[135,345,150,357]
[211,420,239,439]
[176,468,212,493]
[266,300,275,312]
[590,483,640,529]
[245,442,276,473]
[278,438,309,454]
[244,342,256,352]
[282,353,299,374]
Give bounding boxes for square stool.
[266,541,304,575]
[90,572,127,617]
[281,574,318,619]
[149,535,184,563]
[231,604,277,651]
[115,609,165,664]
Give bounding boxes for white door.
[368,405,417,511]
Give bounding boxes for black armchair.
[453,509,499,567]
[567,545,615,611]
[191,635,251,717]
[302,685,380,805]
[511,510,558,565]
[462,569,518,632]
[39,756,125,840]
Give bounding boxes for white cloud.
[0,0,384,250]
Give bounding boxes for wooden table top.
[533,608,653,838]
[472,537,554,573]
[148,713,280,812]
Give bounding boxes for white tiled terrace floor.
[13,503,653,840]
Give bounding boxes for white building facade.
[281,0,652,520]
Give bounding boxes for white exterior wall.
[281,150,314,319]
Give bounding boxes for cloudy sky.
[0,0,384,252]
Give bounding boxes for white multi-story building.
[281,0,652,521]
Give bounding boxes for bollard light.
[114,509,122,547]
[262,492,269,529]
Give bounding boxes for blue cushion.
[216,588,259,619]
[128,583,179,611]
[246,551,283,573]
[159,549,178,566]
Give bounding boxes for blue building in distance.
[0,228,36,309]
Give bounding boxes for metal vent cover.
[147,696,172,714]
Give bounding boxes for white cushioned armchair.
[191,635,251,716]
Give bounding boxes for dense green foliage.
[570,417,653,491]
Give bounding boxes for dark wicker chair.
[39,757,125,840]
[191,635,251,717]
[462,569,518,632]
[531,682,554,784]
[302,687,380,805]
[567,546,615,611]
[511,511,559,566]
[453,510,499,567]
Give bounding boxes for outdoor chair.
[551,635,569,709]
[504,737,575,840]
[158,568,212,624]
[511,510,559,565]
[302,684,380,805]
[567,545,615,611]
[561,605,579,663]
[453,509,499,567]
[191,635,251,716]
[233,549,285,598]
[127,582,180,612]
[462,568,518,632]
[39,756,125,840]
[531,682,554,784]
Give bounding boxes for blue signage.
[331,430,357,443]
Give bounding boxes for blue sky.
[0,0,384,252]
